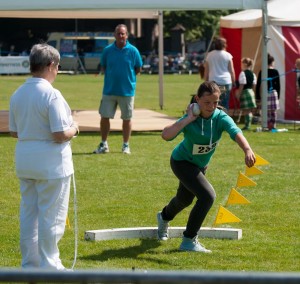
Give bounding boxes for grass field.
[1,73,201,118]
[0,74,299,272]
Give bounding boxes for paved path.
[0,109,177,133]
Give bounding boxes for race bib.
[192,140,219,155]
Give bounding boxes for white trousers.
[19,176,71,270]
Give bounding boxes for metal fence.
[0,269,300,284]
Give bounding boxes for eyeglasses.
[47,62,61,70]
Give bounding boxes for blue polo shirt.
[170,109,242,168]
[101,41,143,97]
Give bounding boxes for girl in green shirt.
[157,81,256,252]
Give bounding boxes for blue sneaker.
[179,236,211,253]
[157,212,169,241]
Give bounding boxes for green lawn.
[1,73,201,118]
[0,74,299,272]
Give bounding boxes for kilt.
[268,89,280,111]
[240,89,257,109]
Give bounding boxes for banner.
[245,166,264,176]
[236,172,257,188]
[254,154,270,166]
[226,188,250,206]
[0,56,30,74]
[214,205,241,225]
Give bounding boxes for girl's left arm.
[228,59,236,85]
[235,132,256,167]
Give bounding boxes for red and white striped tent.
[220,0,300,121]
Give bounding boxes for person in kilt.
[256,54,280,130]
[295,58,300,108]
[235,57,257,130]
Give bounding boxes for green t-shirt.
[171,109,242,168]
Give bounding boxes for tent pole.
[261,0,269,130]
[253,35,262,71]
[204,29,216,61]
[158,10,164,110]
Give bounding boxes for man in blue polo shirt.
[93,24,143,154]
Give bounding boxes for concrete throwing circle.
[84,227,242,241]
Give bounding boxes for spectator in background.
[77,48,86,73]
[256,54,280,130]
[235,58,257,130]
[93,24,143,154]
[8,45,16,56]
[204,37,235,111]
[295,58,300,107]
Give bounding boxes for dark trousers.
[162,157,216,238]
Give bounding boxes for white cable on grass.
[71,172,78,270]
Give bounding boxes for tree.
[163,10,235,44]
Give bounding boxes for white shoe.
[93,143,109,154]
[179,236,212,253]
[157,211,169,241]
[122,144,131,154]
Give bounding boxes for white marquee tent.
[0,0,269,123]
[0,1,262,12]
[220,0,300,121]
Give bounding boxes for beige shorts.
[99,95,134,120]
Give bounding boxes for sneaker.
[122,144,131,154]
[179,236,212,253]
[93,143,109,154]
[157,211,169,241]
[242,126,250,131]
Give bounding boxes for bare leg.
[122,119,132,143]
[100,117,110,141]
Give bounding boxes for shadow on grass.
[79,239,174,265]
[72,151,140,156]
[77,131,162,137]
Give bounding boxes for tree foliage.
[163,10,235,43]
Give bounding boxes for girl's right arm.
[235,83,244,100]
[162,105,196,141]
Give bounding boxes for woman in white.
[204,37,235,110]
[9,43,79,270]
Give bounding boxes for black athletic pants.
[162,157,216,239]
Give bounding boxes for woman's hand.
[52,121,79,143]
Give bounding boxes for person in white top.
[235,57,257,130]
[204,37,235,110]
[9,43,79,270]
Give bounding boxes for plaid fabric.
[240,89,257,109]
[268,110,277,124]
[267,90,280,111]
